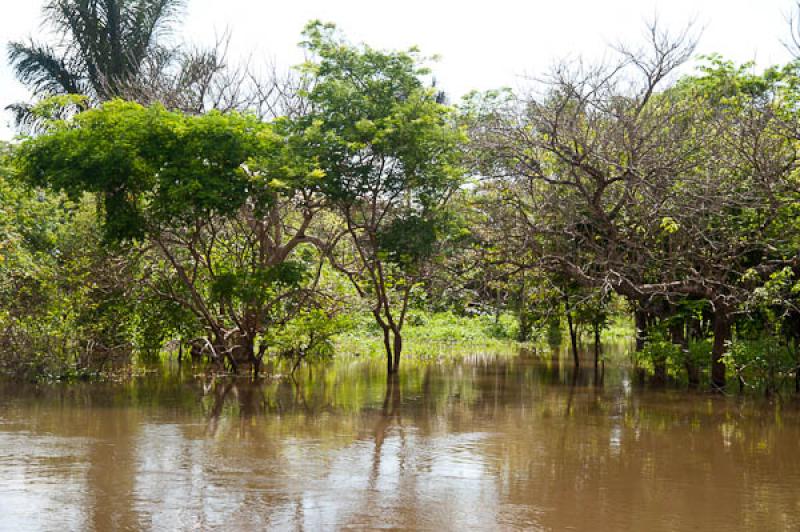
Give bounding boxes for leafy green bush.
[266,310,353,373]
[0,151,136,381]
[634,330,681,374]
[724,334,798,395]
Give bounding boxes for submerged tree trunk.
[593,321,601,371]
[649,313,666,385]
[793,337,800,393]
[224,351,238,374]
[635,309,648,353]
[670,318,698,388]
[711,309,730,391]
[652,360,667,383]
[636,308,664,382]
[251,343,267,378]
[209,332,232,373]
[239,335,256,376]
[392,330,402,373]
[381,325,394,375]
[566,310,579,368]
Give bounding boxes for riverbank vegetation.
[2,1,800,396]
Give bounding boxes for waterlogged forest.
[5,2,800,530]
[2,0,800,400]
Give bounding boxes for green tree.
[295,22,464,374]
[17,100,328,375]
[0,142,135,379]
[468,26,800,390]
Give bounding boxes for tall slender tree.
[296,22,464,375]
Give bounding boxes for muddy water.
[1,351,799,531]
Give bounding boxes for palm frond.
[4,102,49,132]
[126,0,186,65]
[10,0,190,116]
[44,1,100,88]
[7,40,83,96]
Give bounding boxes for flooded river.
[1,350,799,531]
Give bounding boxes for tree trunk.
[210,335,233,373]
[593,322,601,371]
[796,347,800,394]
[635,309,648,352]
[670,319,698,388]
[241,336,256,376]
[668,319,684,344]
[794,339,800,393]
[688,316,703,341]
[291,353,304,376]
[252,343,268,379]
[566,310,579,368]
[653,359,667,384]
[652,314,666,385]
[224,352,238,374]
[382,326,394,375]
[392,330,402,373]
[711,309,730,391]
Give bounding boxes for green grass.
[333,311,523,361]
[333,310,637,367]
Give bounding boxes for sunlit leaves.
[295,21,464,205]
[17,100,318,242]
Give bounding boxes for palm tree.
[7,0,185,125]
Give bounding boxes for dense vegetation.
[2,1,800,395]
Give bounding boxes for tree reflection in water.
[0,346,799,530]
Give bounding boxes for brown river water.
[1,349,799,531]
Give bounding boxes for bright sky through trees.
[0,0,794,139]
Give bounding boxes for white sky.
[0,0,796,140]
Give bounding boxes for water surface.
[1,350,799,531]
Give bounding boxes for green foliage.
[211,261,308,308]
[296,21,463,207]
[681,55,800,106]
[17,101,304,242]
[376,215,437,268]
[725,334,799,394]
[0,146,136,380]
[635,330,682,373]
[7,20,800,392]
[288,22,468,371]
[335,311,520,359]
[14,95,330,376]
[266,309,353,371]
[132,295,200,364]
[545,318,563,347]
[685,338,712,372]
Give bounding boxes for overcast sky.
[0,0,796,139]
